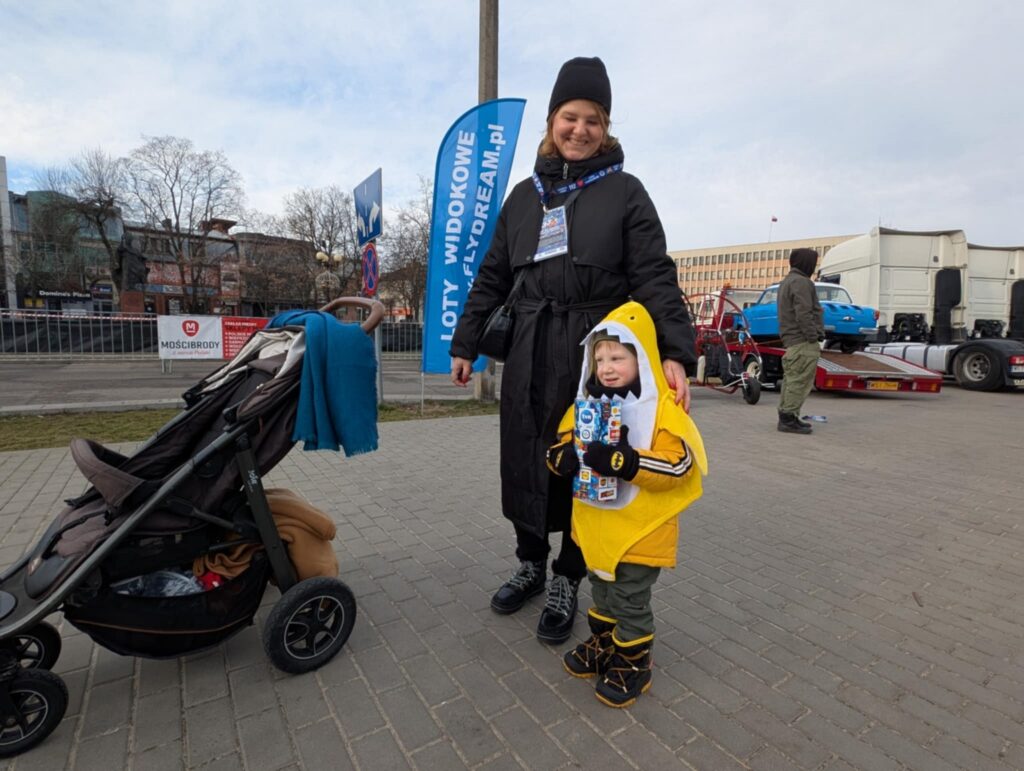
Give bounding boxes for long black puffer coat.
[450,144,696,539]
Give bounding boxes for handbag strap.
[502,267,529,310]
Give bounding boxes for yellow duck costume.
[554,301,708,581]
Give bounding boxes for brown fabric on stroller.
[193,488,338,581]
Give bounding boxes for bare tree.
[235,209,318,314]
[42,149,130,289]
[378,177,431,320]
[127,136,244,312]
[283,186,363,294]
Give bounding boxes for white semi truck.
[818,228,1024,391]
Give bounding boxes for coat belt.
[513,296,628,436]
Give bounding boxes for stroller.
[0,297,383,757]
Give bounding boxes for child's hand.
[584,425,639,480]
[546,440,579,477]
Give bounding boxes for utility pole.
[475,0,499,401]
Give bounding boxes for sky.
[2,0,1022,250]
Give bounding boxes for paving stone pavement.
[0,384,1022,770]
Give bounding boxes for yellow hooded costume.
[555,302,708,580]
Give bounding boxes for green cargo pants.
[589,562,661,641]
[779,340,820,415]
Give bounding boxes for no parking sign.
[362,241,379,297]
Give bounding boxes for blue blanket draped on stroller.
[268,310,378,455]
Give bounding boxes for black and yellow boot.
[594,633,653,708]
[563,609,615,678]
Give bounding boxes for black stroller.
[0,297,383,757]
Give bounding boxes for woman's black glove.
[583,425,639,480]
[546,440,579,477]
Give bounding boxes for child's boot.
[594,633,653,708]
[563,609,615,678]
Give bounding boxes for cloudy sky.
[2,0,1021,249]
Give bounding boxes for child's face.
[594,340,638,388]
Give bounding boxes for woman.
[450,56,696,645]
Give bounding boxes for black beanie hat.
[548,57,612,117]
[789,248,819,277]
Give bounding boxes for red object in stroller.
[686,287,764,405]
[0,297,383,758]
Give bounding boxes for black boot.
[563,609,615,678]
[536,574,580,644]
[490,559,545,614]
[794,415,813,429]
[777,411,812,434]
[595,634,653,708]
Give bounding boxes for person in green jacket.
[777,248,825,433]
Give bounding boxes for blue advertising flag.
[421,98,526,374]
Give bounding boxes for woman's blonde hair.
[539,100,619,158]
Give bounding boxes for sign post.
[354,169,383,247]
[361,241,379,297]
[355,169,384,399]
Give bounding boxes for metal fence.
[0,309,427,362]
[0,309,159,360]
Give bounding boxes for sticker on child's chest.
[534,205,569,262]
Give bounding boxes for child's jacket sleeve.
[630,428,695,492]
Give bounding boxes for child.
[546,301,707,707]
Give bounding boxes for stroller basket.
[63,553,270,659]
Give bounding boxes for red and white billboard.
[157,315,272,360]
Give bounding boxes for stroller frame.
[0,296,383,758]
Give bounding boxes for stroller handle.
[319,296,385,333]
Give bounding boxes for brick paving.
[1,384,1022,769]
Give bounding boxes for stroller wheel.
[0,669,68,758]
[263,577,356,675]
[5,622,62,671]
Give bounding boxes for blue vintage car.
[739,282,879,352]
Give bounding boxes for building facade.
[670,234,858,298]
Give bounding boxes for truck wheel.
[954,350,1002,391]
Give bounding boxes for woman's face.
[551,100,604,161]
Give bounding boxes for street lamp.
[314,251,342,306]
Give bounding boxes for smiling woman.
[448,55,697,653]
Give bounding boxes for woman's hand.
[663,359,692,413]
[451,357,474,386]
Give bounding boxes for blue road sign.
[362,241,379,297]
[354,168,382,247]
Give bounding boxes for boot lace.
[505,561,542,591]
[544,574,579,618]
[602,650,649,693]
[573,632,611,668]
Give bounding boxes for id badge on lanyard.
[534,206,569,262]
[531,162,623,263]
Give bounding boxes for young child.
[546,301,707,707]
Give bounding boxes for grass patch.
[0,400,500,452]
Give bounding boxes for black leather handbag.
[477,268,528,362]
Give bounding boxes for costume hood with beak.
[557,301,707,578]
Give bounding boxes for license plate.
[867,380,900,391]
[1011,365,1024,374]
